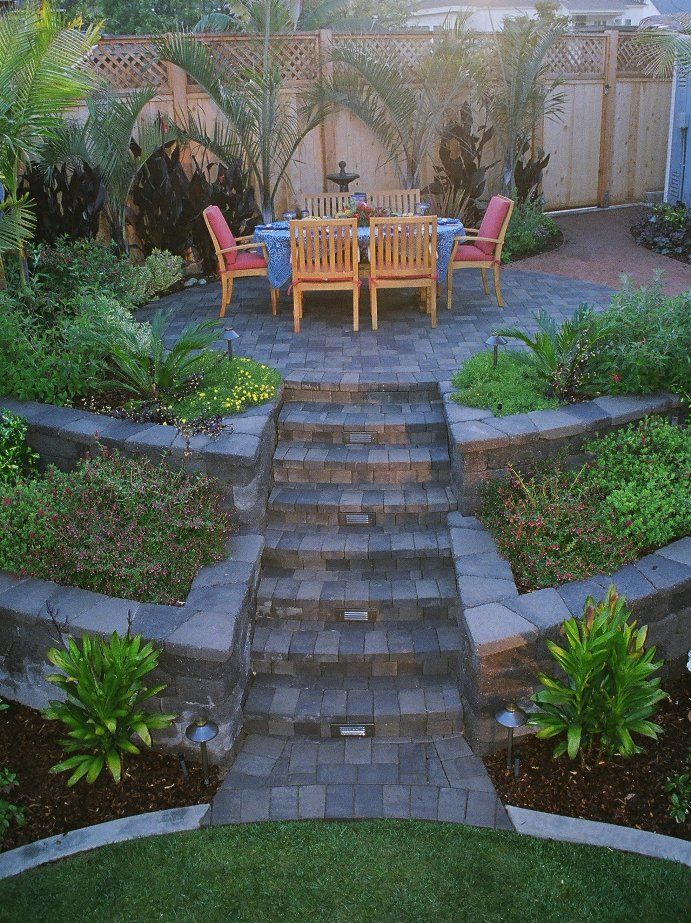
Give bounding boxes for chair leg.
[446,269,453,311]
[270,287,279,316]
[219,275,228,318]
[429,282,437,328]
[370,286,378,331]
[293,289,301,333]
[493,263,504,309]
[481,268,490,295]
[353,285,359,333]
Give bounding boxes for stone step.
[252,619,461,678]
[282,375,440,406]
[243,675,464,738]
[272,442,451,486]
[263,525,452,573]
[257,574,459,622]
[268,485,457,528]
[278,401,447,446]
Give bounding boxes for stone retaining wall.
[0,532,264,764]
[439,387,682,515]
[0,391,282,529]
[448,513,691,754]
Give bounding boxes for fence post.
[319,29,337,192]
[597,30,619,208]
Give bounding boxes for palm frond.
[0,195,36,255]
[636,23,691,77]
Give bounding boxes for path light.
[485,334,508,369]
[495,703,527,773]
[223,328,240,361]
[185,717,219,786]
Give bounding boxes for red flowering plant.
[335,198,392,227]
[0,449,231,604]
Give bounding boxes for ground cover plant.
[501,201,561,262]
[481,417,689,592]
[0,820,686,923]
[451,350,559,416]
[0,700,25,843]
[632,201,690,264]
[0,448,231,604]
[0,411,37,486]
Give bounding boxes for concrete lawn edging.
[0,804,209,881]
[0,389,283,529]
[507,805,691,867]
[439,386,682,515]
[0,531,264,763]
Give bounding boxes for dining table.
[253,217,465,290]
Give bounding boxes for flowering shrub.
[451,350,559,416]
[502,201,560,263]
[0,412,38,486]
[335,198,392,226]
[0,450,231,604]
[582,417,690,552]
[481,463,635,593]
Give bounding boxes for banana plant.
[45,631,176,786]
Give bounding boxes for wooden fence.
[88,30,671,213]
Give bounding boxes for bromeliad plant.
[530,587,667,761]
[45,631,176,786]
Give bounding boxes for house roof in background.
[561,0,628,11]
[650,0,691,14]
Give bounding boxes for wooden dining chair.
[302,192,351,218]
[446,195,514,311]
[289,218,360,334]
[368,216,438,330]
[368,189,421,215]
[203,205,278,318]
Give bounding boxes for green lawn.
[0,821,687,923]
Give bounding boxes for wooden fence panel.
[610,80,671,205]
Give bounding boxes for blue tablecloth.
[254,218,465,289]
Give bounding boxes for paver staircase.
[244,379,465,739]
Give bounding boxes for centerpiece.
[335,198,394,227]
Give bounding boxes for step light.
[331,723,375,738]
[339,512,375,526]
[339,609,377,622]
[344,431,374,444]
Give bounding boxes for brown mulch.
[485,679,691,840]
[0,701,221,853]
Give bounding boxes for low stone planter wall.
[447,513,691,754]
[0,532,264,764]
[0,391,283,529]
[439,386,682,514]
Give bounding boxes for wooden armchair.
[302,192,351,217]
[368,216,438,330]
[289,218,360,334]
[446,195,514,310]
[203,205,278,318]
[368,189,421,214]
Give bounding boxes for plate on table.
[271,221,289,230]
[437,218,458,225]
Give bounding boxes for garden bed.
[0,700,219,853]
[486,679,690,840]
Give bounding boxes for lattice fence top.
[544,35,605,79]
[91,40,169,91]
[333,33,435,80]
[617,34,663,79]
[201,33,320,85]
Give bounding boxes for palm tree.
[486,16,566,196]
[193,0,360,34]
[308,22,484,190]
[44,90,173,253]
[157,28,325,224]
[0,2,99,272]
[636,18,691,77]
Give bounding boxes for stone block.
[463,603,536,656]
[634,554,691,591]
[657,537,691,568]
[506,588,571,631]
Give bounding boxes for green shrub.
[0,450,231,604]
[0,699,25,840]
[451,350,559,416]
[174,354,282,419]
[590,276,691,402]
[45,632,175,786]
[583,417,690,551]
[59,292,152,355]
[496,305,607,401]
[664,763,691,824]
[530,587,667,760]
[0,411,38,486]
[481,463,635,592]
[502,201,560,263]
[138,248,184,300]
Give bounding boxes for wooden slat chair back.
[446,195,514,311]
[302,192,351,218]
[203,205,278,318]
[368,216,438,330]
[289,218,360,333]
[368,189,421,215]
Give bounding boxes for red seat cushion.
[476,196,511,255]
[204,205,237,266]
[453,243,488,262]
[233,251,267,270]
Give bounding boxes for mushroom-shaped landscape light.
[485,334,508,368]
[223,328,240,361]
[495,702,527,771]
[186,717,219,786]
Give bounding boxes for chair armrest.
[235,234,255,243]
[218,242,268,255]
[453,234,500,246]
